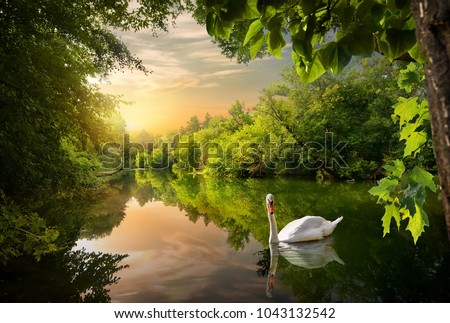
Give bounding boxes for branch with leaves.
[369,63,437,243]
[205,0,423,83]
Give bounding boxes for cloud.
[210,69,249,77]
[113,14,247,91]
[101,13,292,133]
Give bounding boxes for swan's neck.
[268,212,279,243]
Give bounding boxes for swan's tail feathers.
[323,216,343,237]
[334,254,345,265]
[332,216,343,227]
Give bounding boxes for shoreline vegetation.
[125,58,434,182]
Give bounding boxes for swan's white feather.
[277,216,342,243]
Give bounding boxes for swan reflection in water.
[264,238,345,298]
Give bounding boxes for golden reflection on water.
[74,198,271,302]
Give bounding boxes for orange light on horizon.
[118,101,232,136]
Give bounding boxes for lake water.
[1,170,450,302]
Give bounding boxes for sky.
[98,14,292,134]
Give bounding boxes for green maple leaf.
[381,203,401,237]
[397,62,422,93]
[406,166,437,193]
[368,178,399,203]
[403,131,427,157]
[400,184,424,214]
[393,97,420,126]
[399,122,419,141]
[383,159,405,179]
[406,203,429,244]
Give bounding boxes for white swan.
[266,193,343,243]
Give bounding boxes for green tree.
[186,115,202,134]
[254,57,403,179]
[228,101,254,128]
[0,0,192,198]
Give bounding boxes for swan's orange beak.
[268,201,274,214]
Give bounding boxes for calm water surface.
[75,199,274,302]
[2,171,450,302]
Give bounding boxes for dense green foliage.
[0,193,60,265]
[204,0,423,82]
[137,57,429,182]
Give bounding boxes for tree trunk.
[411,0,450,239]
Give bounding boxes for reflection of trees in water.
[134,170,254,251]
[66,249,129,302]
[137,172,450,302]
[255,249,271,278]
[132,170,378,251]
[82,170,450,302]
[221,217,251,250]
[0,249,128,302]
[0,173,134,302]
[36,172,134,245]
[80,173,136,240]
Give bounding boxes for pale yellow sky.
[99,15,291,134]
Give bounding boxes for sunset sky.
[99,14,291,134]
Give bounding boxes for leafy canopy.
[205,0,423,82]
